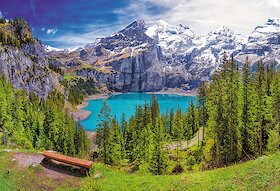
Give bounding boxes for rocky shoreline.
[147,88,197,96]
[71,94,111,122]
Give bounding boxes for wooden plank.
[42,151,93,169]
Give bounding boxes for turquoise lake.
[81,93,197,131]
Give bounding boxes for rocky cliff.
[0,18,59,98]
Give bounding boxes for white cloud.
[41,27,45,31]
[46,28,57,35]
[43,22,127,48]
[0,11,3,18]
[47,0,280,48]
[115,0,280,36]
[263,0,280,8]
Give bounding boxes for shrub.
[172,163,184,174]
[186,155,196,166]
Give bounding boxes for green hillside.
[1,149,279,191]
[82,152,280,191]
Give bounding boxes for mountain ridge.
[48,18,279,92]
[1,17,279,97]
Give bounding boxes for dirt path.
[166,128,203,150]
[12,152,84,180]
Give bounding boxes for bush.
[267,127,280,153]
[0,18,6,24]
[172,163,184,174]
[82,177,101,191]
[203,138,215,163]
[186,155,196,166]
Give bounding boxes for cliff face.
[75,44,165,92]
[0,19,59,98]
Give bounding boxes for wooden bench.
[42,151,93,175]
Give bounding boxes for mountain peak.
[210,25,234,36]
[156,20,170,27]
[215,25,231,32]
[178,23,190,30]
[123,19,146,31]
[253,18,280,34]
[266,18,280,27]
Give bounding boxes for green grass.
[0,151,16,191]
[1,148,279,191]
[82,152,280,191]
[64,73,79,81]
[0,149,81,191]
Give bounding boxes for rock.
[3,149,13,152]
[93,173,102,178]
[0,22,59,98]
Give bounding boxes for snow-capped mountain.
[146,20,195,55]
[45,45,83,53]
[49,18,280,92]
[236,18,280,66]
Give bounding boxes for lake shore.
[72,93,121,121]
[147,88,197,96]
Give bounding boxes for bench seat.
[42,151,93,169]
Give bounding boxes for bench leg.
[80,168,89,176]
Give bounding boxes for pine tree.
[268,72,280,151]
[151,96,160,127]
[223,57,241,163]
[169,109,175,138]
[120,113,127,159]
[141,103,153,163]
[126,116,135,162]
[187,102,197,138]
[255,62,267,155]
[238,58,258,157]
[149,118,168,175]
[109,118,122,164]
[197,81,208,144]
[206,72,226,166]
[97,100,112,164]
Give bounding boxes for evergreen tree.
[149,119,168,175]
[151,96,160,127]
[197,81,208,144]
[238,58,257,157]
[268,72,280,151]
[109,118,122,164]
[255,62,268,155]
[97,100,112,164]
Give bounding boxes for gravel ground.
[12,152,84,180]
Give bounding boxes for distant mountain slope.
[49,18,280,92]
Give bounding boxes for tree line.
[0,17,35,47]
[203,57,280,167]
[0,77,90,158]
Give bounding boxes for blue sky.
[0,0,279,48]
